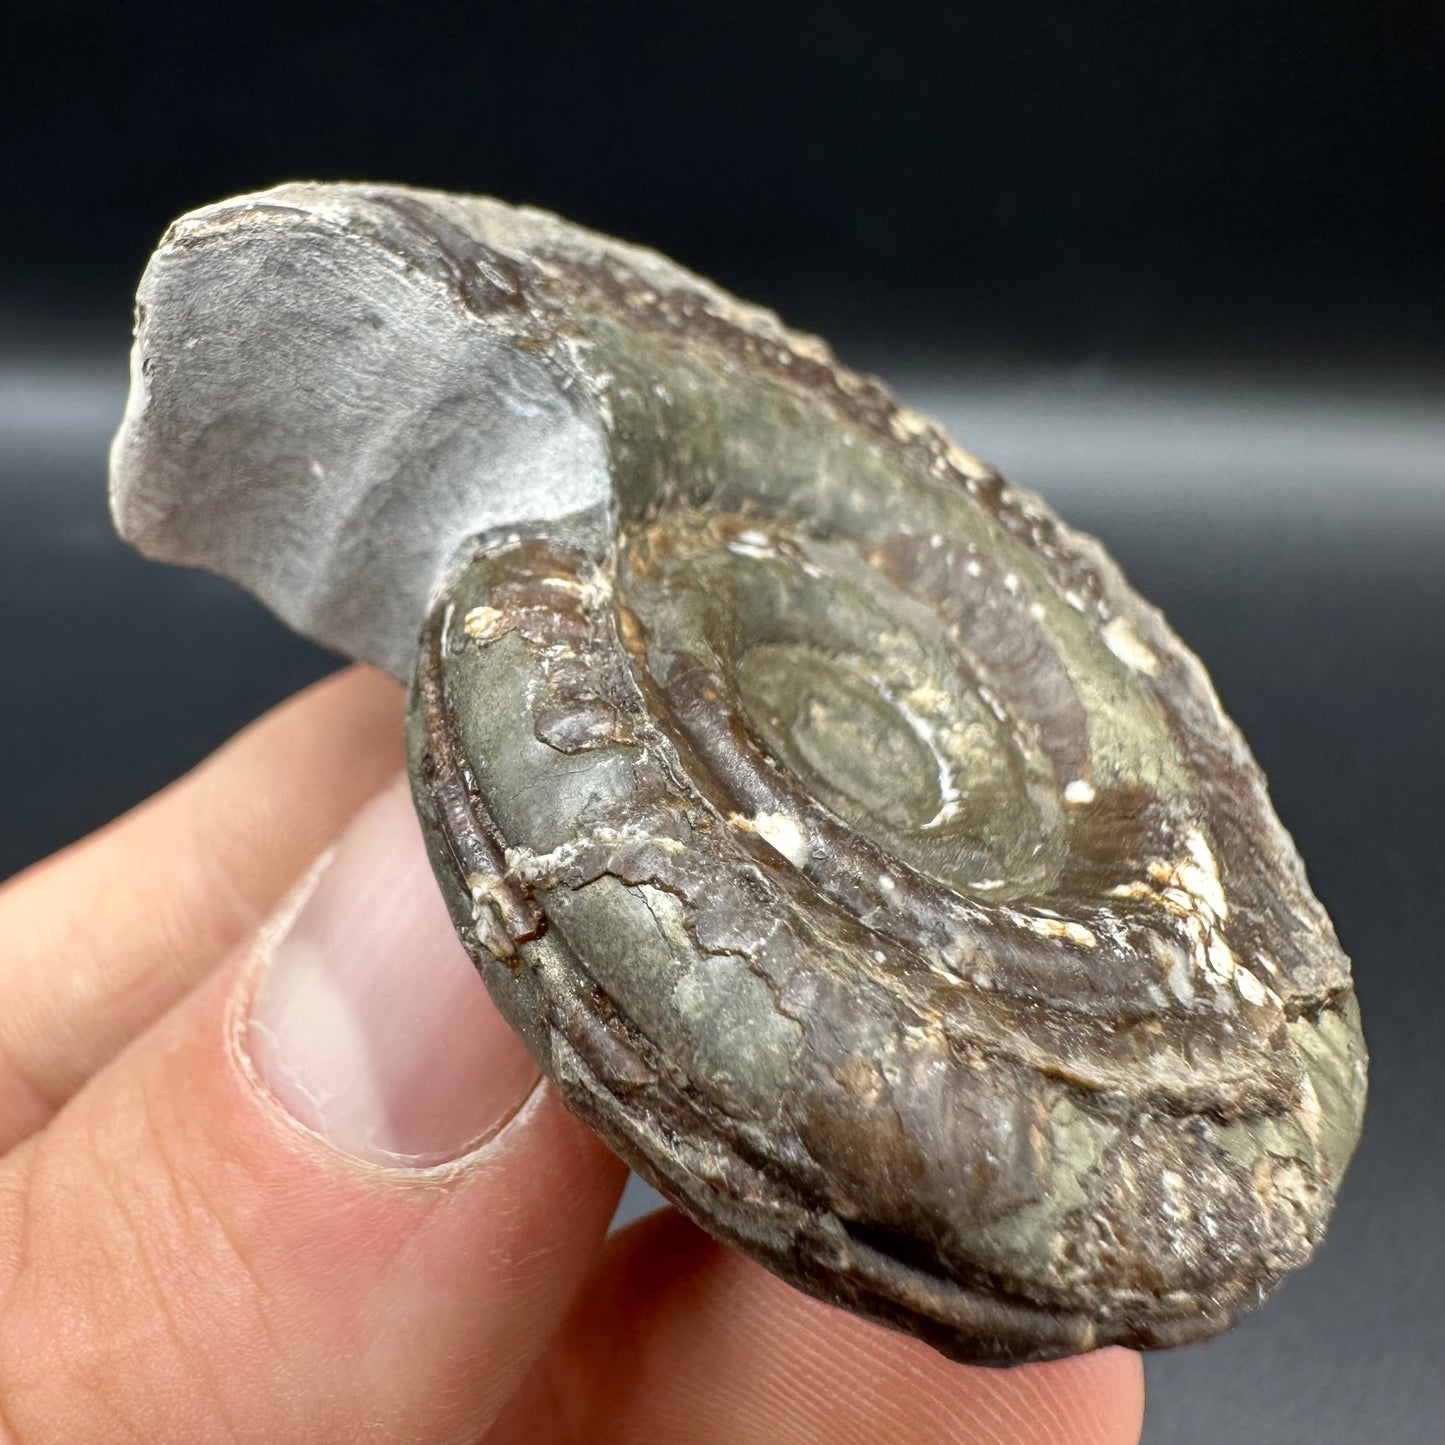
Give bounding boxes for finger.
[0,665,404,1148]
[488,1209,1145,1445]
[0,781,630,1445]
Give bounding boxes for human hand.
[0,666,1144,1443]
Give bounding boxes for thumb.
[0,780,628,1445]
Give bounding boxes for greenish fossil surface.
[111,183,1367,1365]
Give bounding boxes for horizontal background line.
[5,358,1440,516]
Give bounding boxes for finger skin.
[0,957,629,1445]
[0,666,404,1148]
[488,1210,1145,1445]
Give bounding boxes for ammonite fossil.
[110,183,1367,1365]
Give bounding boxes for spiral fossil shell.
[110,184,1367,1365]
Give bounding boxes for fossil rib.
[110,183,1367,1365]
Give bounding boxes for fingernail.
[244,776,539,1166]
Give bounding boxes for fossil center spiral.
[620,511,1090,902]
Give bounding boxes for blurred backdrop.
[7,1,1445,364]
[4,4,1443,1441]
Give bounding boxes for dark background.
[3,4,1443,1441]
[6,1,1445,365]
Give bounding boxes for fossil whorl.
[110,183,1366,1366]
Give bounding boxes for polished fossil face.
[111,182,1367,1366]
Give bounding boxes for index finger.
[489,1209,1145,1445]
